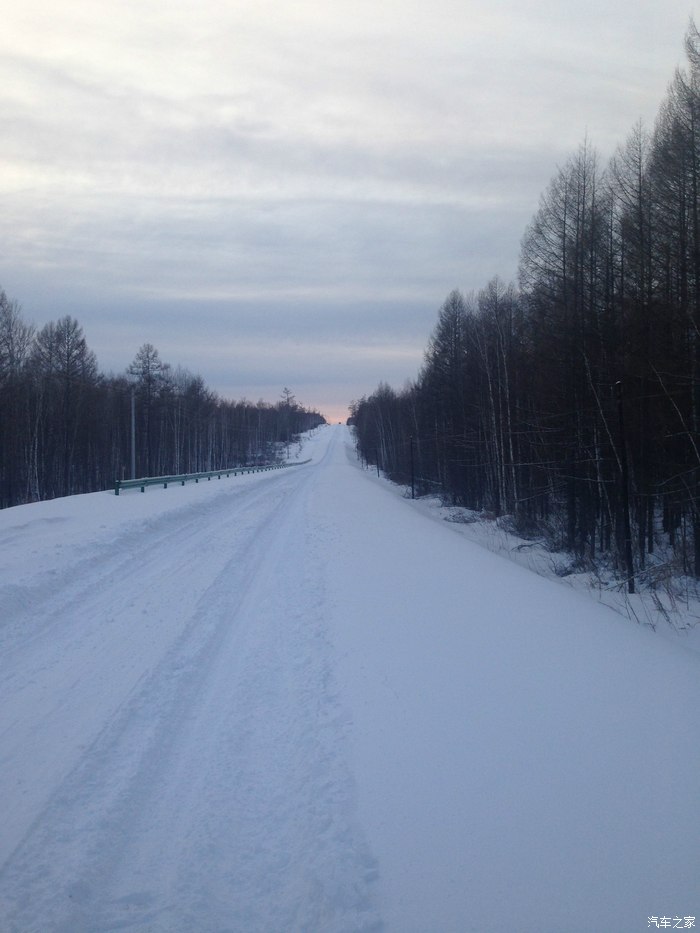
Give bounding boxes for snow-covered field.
[0,425,698,933]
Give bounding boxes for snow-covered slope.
[0,425,698,933]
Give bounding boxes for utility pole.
[130,387,136,479]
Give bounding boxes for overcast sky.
[0,1,695,421]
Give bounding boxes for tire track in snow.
[0,432,381,932]
[0,471,301,868]
[0,471,294,658]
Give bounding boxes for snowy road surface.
[0,425,698,933]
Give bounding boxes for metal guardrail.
[114,459,311,495]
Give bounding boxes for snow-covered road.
[1,425,698,932]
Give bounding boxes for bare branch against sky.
[0,0,692,420]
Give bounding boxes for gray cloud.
[0,0,694,420]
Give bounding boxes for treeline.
[352,23,700,588]
[0,298,324,508]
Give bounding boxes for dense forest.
[352,23,700,589]
[0,300,325,508]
